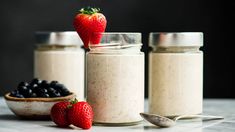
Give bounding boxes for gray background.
[0,0,234,98]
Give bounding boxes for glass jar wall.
[86,33,145,125]
[34,31,85,100]
[149,32,203,117]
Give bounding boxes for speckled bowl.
[4,92,75,119]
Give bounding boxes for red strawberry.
[73,7,107,48]
[50,101,70,127]
[68,99,93,129]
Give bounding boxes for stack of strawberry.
[51,7,107,129]
[50,6,107,129]
[51,99,93,129]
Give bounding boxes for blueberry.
[54,84,71,96]
[30,93,37,98]
[15,94,24,98]
[36,88,48,97]
[27,89,33,96]
[10,90,19,97]
[34,88,40,94]
[47,87,56,93]
[50,81,58,88]
[53,83,63,89]
[47,87,61,97]
[54,83,67,91]
[49,91,61,97]
[40,80,49,88]
[30,78,41,85]
[61,89,70,96]
[61,90,70,96]
[51,80,58,83]
[22,89,33,98]
[41,93,50,98]
[29,84,39,91]
[40,88,48,93]
[18,86,28,94]
[18,82,29,88]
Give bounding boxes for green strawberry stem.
[68,98,79,108]
[71,98,78,104]
[80,6,100,15]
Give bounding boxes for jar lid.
[35,31,83,46]
[149,32,203,48]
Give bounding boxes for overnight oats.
[149,32,203,117]
[86,33,144,125]
[34,32,85,100]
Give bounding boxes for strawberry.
[50,101,70,127]
[68,99,93,129]
[73,7,107,48]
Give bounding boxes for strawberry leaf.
[70,98,79,105]
[80,6,100,15]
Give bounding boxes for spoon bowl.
[140,113,224,127]
[140,113,175,127]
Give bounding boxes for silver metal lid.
[149,32,203,48]
[35,31,83,46]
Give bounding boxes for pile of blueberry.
[9,78,71,98]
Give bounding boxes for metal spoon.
[140,113,224,127]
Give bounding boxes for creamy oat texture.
[87,53,144,123]
[34,50,85,100]
[149,52,203,116]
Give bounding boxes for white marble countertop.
[1,98,235,132]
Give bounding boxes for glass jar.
[149,32,203,117]
[86,33,144,125]
[34,31,85,100]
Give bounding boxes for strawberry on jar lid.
[73,7,107,48]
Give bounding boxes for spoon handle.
[174,115,224,121]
